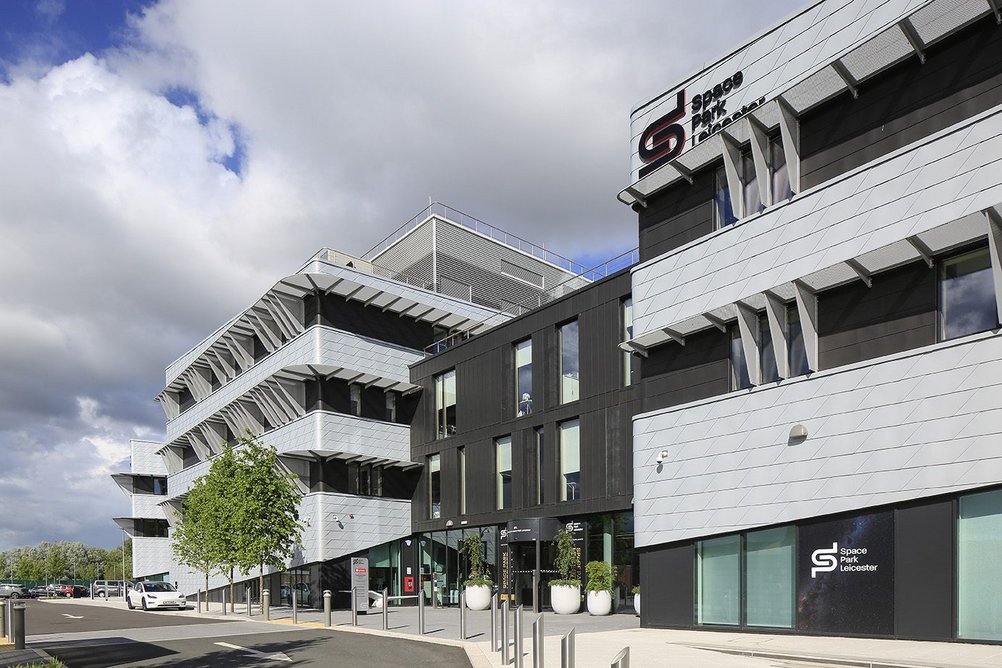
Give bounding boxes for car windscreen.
[143,583,176,592]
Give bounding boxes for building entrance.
[501,517,563,612]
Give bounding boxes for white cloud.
[0,0,804,549]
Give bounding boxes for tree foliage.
[0,540,131,583]
[171,434,303,608]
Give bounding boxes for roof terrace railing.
[363,201,590,275]
[424,246,640,356]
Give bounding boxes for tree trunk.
[204,571,209,607]
[230,566,235,612]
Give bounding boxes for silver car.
[0,584,29,599]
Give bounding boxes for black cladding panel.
[639,543,693,628]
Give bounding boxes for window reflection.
[515,339,533,416]
[940,248,998,340]
[559,321,579,403]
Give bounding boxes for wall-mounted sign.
[797,511,894,635]
[637,70,766,179]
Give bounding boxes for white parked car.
[127,581,188,611]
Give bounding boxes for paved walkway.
[26,597,1002,668]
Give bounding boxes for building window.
[559,419,580,501]
[153,477,168,495]
[434,369,457,438]
[958,488,1002,640]
[531,426,545,506]
[745,526,794,628]
[939,247,997,341]
[559,320,580,403]
[358,465,372,496]
[714,165,737,228]
[623,297,637,385]
[349,384,361,416]
[428,454,441,519]
[787,307,810,377]
[729,328,751,390]
[743,151,763,218]
[515,338,533,416]
[458,447,466,515]
[770,137,793,205]
[496,436,512,511]
[386,391,397,422]
[758,314,779,384]
[696,534,740,626]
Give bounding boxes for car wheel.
[141,598,148,611]
[9,593,18,600]
[98,591,106,598]
[127,596,134,610]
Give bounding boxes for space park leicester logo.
[810,542,879,578]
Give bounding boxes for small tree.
[584,561,613,593]
[173,473,226,596]
[230,435,303,611]
[459,534,491,586]
[552,527,580,586]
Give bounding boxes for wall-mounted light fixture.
[789,424,809,440]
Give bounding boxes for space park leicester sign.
[796,510,894,635]
[636,70,766,179]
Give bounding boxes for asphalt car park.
[20,599,223,635]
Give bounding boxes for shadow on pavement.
[37,638,177,668]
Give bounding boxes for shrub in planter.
[584,561,613,616]
[550,527,581,614]
[460,533,493,610]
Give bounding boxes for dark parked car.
[27,585,50,598]
[0,584,29,599]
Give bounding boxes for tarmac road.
[22,600,472,667]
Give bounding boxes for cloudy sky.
[0,0,804,551]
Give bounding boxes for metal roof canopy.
[279,451,421,471]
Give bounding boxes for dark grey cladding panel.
[641,327,730,414]
[636,168,716,262]
[894,497,954,640]
[304,292,435,350]
[801,15,1002,190]
[639,543,693,629]
[818,260,937,370]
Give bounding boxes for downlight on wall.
[789,424,809,441]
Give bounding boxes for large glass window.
[434,369,457,438]
[745,526,794,628]
[958,488,1002,641]
[729,328,751,390]
[771,137,793,205]
[758,314,779,384]
[623,298,637,385]
[787,307,810,377]
[714,165,737,228]
[515,339,533,416]
[696,534,740,626]
[743,151,763,217]
[458,447,466,515]
[559,419,581,501]
[349,384,362,416]
[496,436,512,510]
[385,391,397,422]
[428,454,441,519]
[939,247,997,341]
[559,321,580,403]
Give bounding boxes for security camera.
[655,450,669,464]
[332,515,339,523]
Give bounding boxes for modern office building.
[623,0,1002,642]
[115,203,587,605]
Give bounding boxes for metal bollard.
[610,647,630,668]
[418,587,425,634]
[246,588,252,617]
[324,590,332,628]
[501,599,510,664]
[561,628,575,668]
[222,587,227,616]
[533,614,544,668]
[11,603,25,650]
[381,588,388,631]
[514,605,524,668]
[490,592,498,651]
[432,583,438,609]
[197,589,202,614]
[263,588,271,621]
[0,599,6,640]
[350,586,358,626]
[292,589,298,624]
[459,589,466,640]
